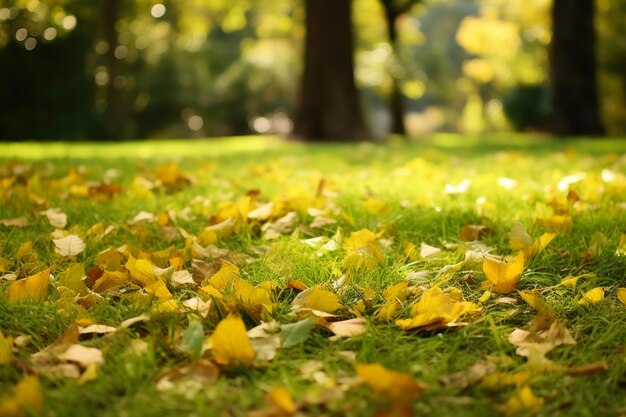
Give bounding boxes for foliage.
[1,135,626,416]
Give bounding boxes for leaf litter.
[1,143,625,416]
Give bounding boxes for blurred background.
[0,0,624,141]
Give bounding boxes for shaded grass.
[1,134,626,417]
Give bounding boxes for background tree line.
[0,0,624,141]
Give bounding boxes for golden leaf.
[0,376,44,417]
[209,315,255,367]
[144,279,172,302]
[524,232,556,258]
[234,279,274,321]
[92,270,130,293]
[355,363,425,401]
[125,255,156,286]
[482,252,524,293]
[0,331,13,365]
[57,263,88,296]
[268,386,296,414]
[7,268,50,303]
[502,386,544,416]
[375,281,409,321]
[396,287,479,331]
[617,288,626,306]
[292,286,342,315]
[208,260,240,291]
[578,287,604,305]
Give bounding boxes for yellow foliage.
[7,268,50,303]
[355,363,424,401]
[209,315,255,367]
[482,252,524,293]
[396,287,479,330]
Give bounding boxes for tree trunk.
[292,0,371,141]
[550,0,604,136]
[102,0,128,140]
[384,8,406,136]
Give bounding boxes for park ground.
[1,135,626,417]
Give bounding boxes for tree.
[292,0,371,141]
[550,0,604,136]
[379,0,421,135]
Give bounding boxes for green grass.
[1,134,626,417]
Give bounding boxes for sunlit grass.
[1,134,626,417]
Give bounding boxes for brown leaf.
[460,225,494,242]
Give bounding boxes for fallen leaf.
[507,310,575,366]
[420,242,441,258]
[171,270,195,287]
[0,217,28,227]
[57,344,104,368]
[180,321,205,359]
[0,331,13,365]
[460,224,494,241]
[396,287,480,331]
[355,363,425,401]
[578,287,604,305]
[156,359,219,393]
[0,376,44,417]
[209,315,255,367]
[508,223,532,250]
[323,317,367,338]
[501,385,544,416]
[78,324,117,335]
[7,268,50,303]
[482,252,524,293]
[268,385,296,414]
[439,359,497,390]
[567,360,608,376]
[40,208,67,228]
[292,286,342,315]
[617,288,626,306]
[53,234,86,257]
[280,317,315,348]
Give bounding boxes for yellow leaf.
[482,252,524,294]
[7,268,50,303]
[617,288,626,306]
[95,247,124,271]
[234,279,274,321]
[536,215,572,233]
[375,281,409,321]
[396,287,479,331]
[125,255,156,286]
[151,299,180,314]
[502,386,544,416]
[524,233,557,258]
[145,279,172,302]
[578,287,604,305]
[355,363,424,401]
[0,331,13,365]
[53,234,85,257]
[92,270,130,293]
[0,376,44,417]
[268,386,296,414]
[208,260,240,291]
[517,290,551,312]
[478,290,491,303]
[209,315,255,367]
[292,286,342,314]
[560,275,579,288]
[57,263,87,296]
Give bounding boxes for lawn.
[1,135,625,417]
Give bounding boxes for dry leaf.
[355,363,425,402]
[0,376,44,417]
[40,208,67,228]
[482,252,524,293]
[209,315,255,367]
[7,268,50,303]
[578,287,604,305]
[460,224,494,241]
[567,360,608,376]
[292,286,342,315]
[324,317,367,338]
[396,287,479,331]
[57,344,104,368]
[0,217,28,227]
[53,234,86,257]
[617,288,626,306]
